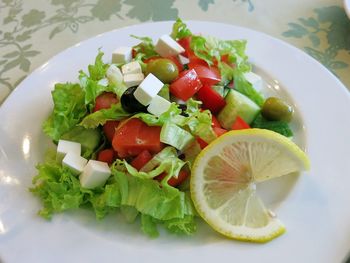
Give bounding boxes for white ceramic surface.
[345,0,350,19]
[1,21,350,263]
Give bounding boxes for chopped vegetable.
[32,19,298,239]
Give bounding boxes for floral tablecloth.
[1,0,349,104]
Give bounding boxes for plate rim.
[1,20,350,263]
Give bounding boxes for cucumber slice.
[217,89,261,129]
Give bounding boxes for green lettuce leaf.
[141,214,159,238]
[181,99,216,143]
[30,162,91,219]
[89,183,121,219]
[251,114,293,137]
[118,147,187,186]
[233,71,265,107]
[171,18,192,40]
[79,103,130,128]
[60,126,102,159]
[133,103,184,126]
[120,206,139,223]
[134,100,215,144]
[112,168,193,221]
[43,83,87,141]
[160,122,194,151]
[131,35,158,60]
[87,49,109,81]
[31,160,196,236]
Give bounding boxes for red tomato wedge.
[131,150,153,171]
[170,69,202,101]
[188,64,221,86]
[97,149,116,165]
[177,36,191,57]
[155,170,189,187]
[112,118,164,158]
[93,92,119,112]
[196,137,208,149]
[211,115,221,128]
[103,120,119,142]
[196,84,226,114]
[231,116,251,130]
[213,127,227,137]
[197,126,227,149]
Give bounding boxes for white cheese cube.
[134,73,164,106]
[62,152,87,175]
[112,47,132,64]
[178,55,189,65]
[79,160,111,189]
[121,61,142,75]
[244,72,263,92]
[106,64,123,85]
[123,73,144,88]
[56,140,81,163]
[147,95,171,116]
[97,78,109,87]
[155,35,185,57]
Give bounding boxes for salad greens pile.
[30,18,293,237]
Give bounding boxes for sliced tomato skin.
[188,64,221,86]
[211,115,221,128]
[177,36,191,57]
[97,149,116,165]
[170,69,202,101]
[112,118,164,158]
[131,150,153,171]
[93,92,119,112]
[231,116,251,130]
[196,137,208,149]
[196,84,226,114]
[155,170,189,187]
[213,127,227,137]
[197,126,227,149]
[103,120,120,142]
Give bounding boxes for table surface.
[0,0,349,104]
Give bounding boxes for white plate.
[1,21,350,263]
[345,0,350,19]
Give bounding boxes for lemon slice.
[190,128,310,242]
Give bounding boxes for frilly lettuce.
[171,18,192,40]
[43,83,87,142]
[30,155,196,237]
[79,103,130,129]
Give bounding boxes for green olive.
[146,58,179,83]
[261,97,294,122]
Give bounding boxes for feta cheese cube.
[79,160,111,189]
[155,35,185,57]
[112,47,132,64]
[106,64,123,85]
[123,73,144,88]
[178,55,189,65]
[97,78,109,87]
[134,73,164,106]
[56,140,81,163]
[244,72,263,92]
[121,61,142,75]
[147,95,171,116]
[62,152,88,175]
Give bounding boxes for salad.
[30,18,295,238]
